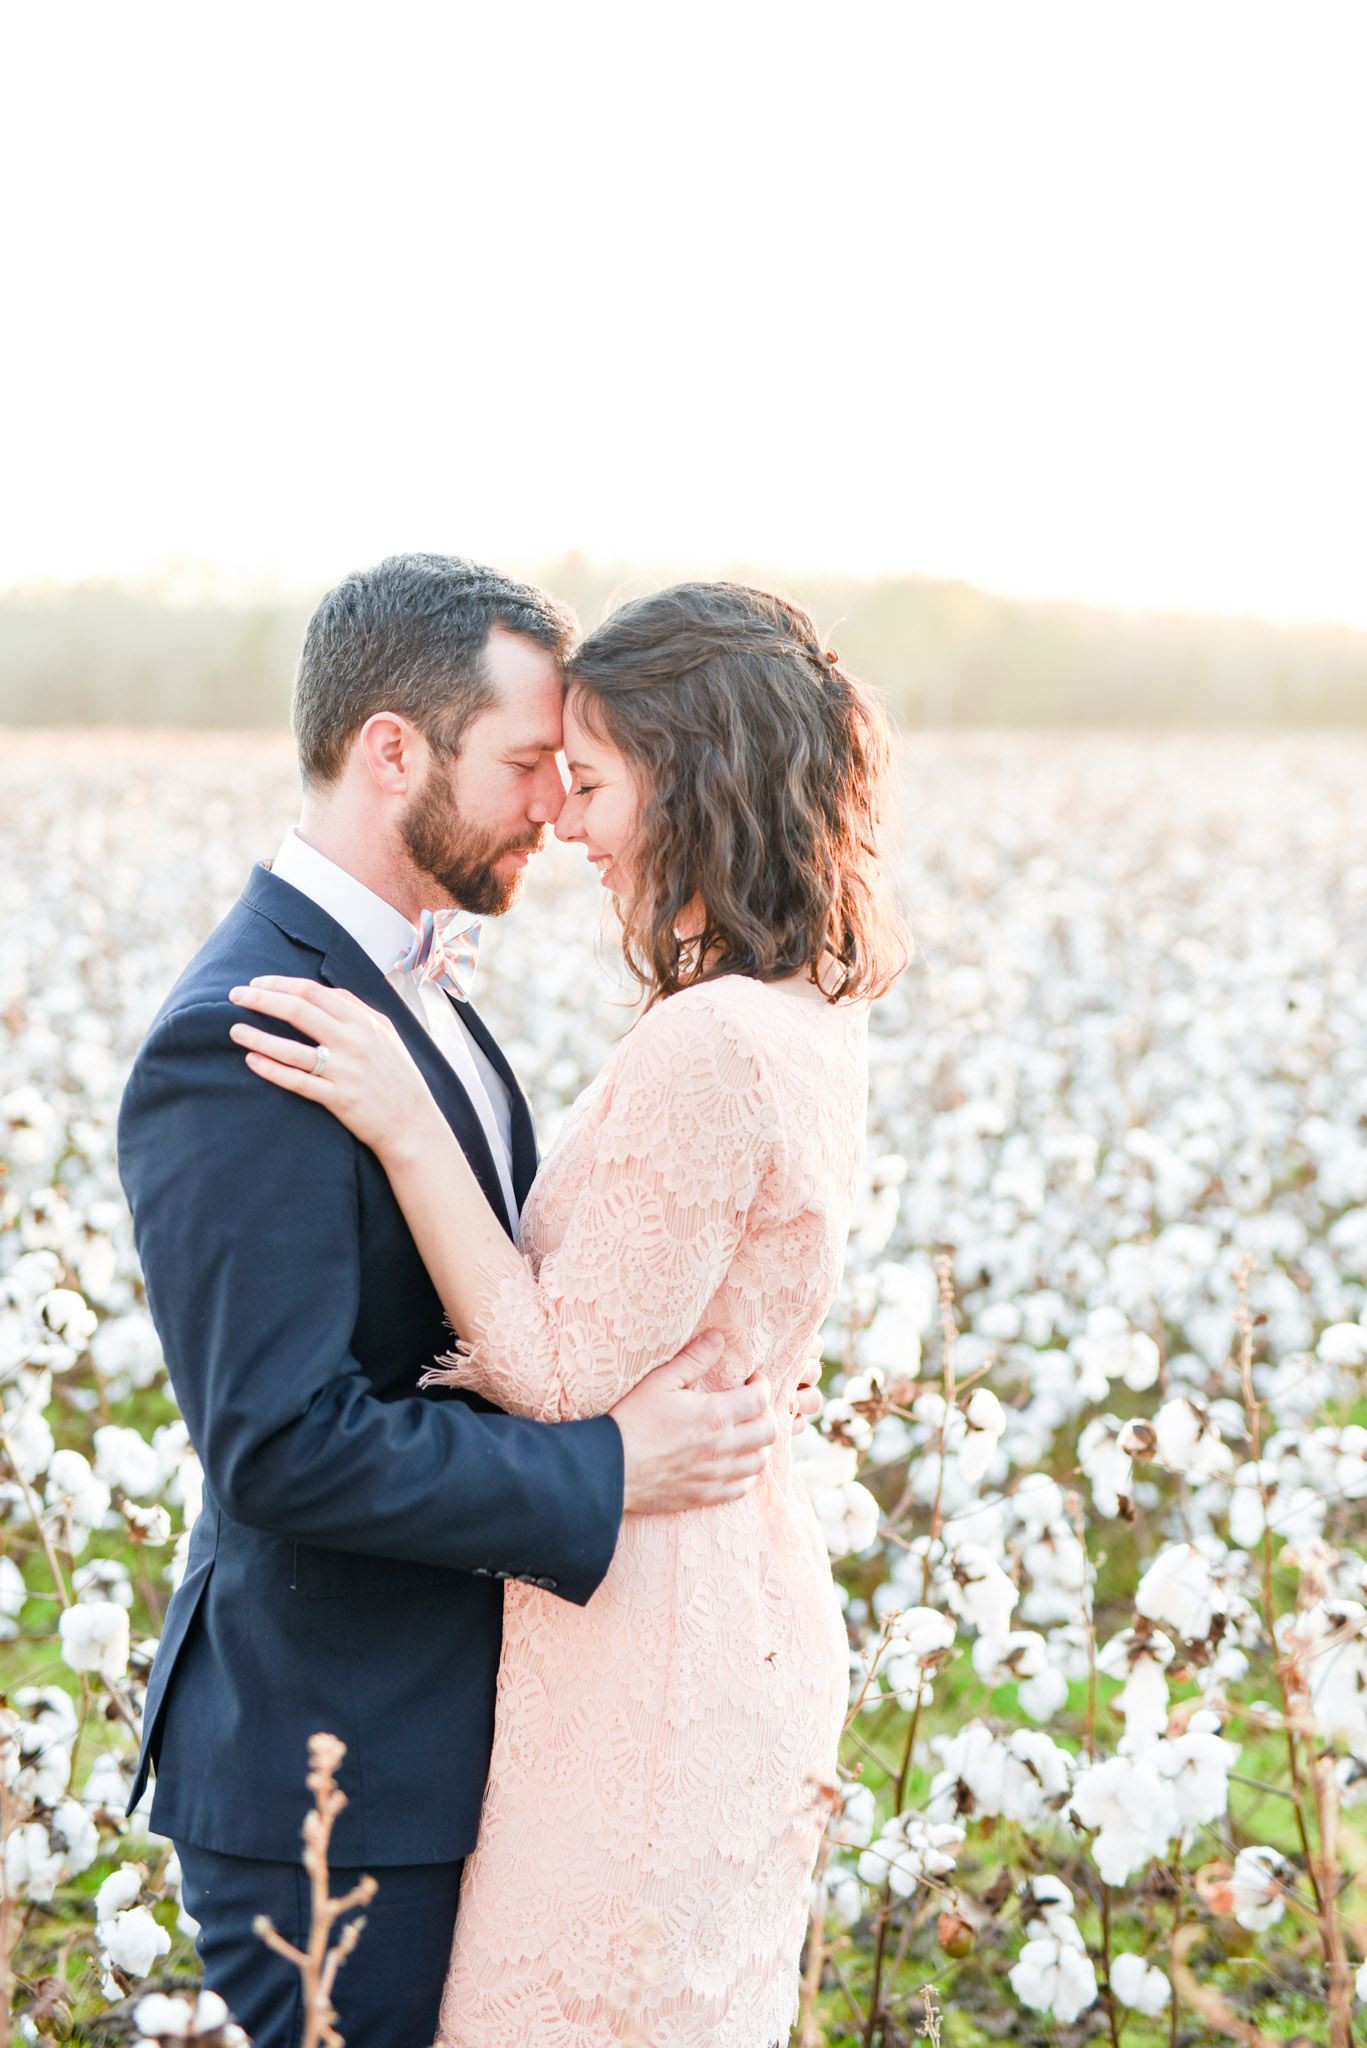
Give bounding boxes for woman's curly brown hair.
[566,581,909,1005]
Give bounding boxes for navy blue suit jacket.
[117,864,624,1865]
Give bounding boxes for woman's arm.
[229,977,527,1343]
[229,976,779,1421]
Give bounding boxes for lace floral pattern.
[438,977,868,2047]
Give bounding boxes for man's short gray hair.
[292,553,576,786]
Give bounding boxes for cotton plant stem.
[1308,1751,1354,2048]
[1099,1883,1124,2048]
[254,1735,376,2048]
[864,1259,961,2048]
[0,1431,71,1608]
[1233,1264,1324,1912]
[1170,1925,1277,2048]
[798,1843,830,2048]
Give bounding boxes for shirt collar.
[271,828,416,979]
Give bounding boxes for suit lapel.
[242,865,517,1241]
[450,997,540,1210]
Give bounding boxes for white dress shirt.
[270,828,520,1234]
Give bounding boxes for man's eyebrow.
[505,734,564,754]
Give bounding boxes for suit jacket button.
[471,1566,491,1577]
[536,1577,558,1591]
[493,1569,511,1580]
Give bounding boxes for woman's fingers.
[242,1050,330,1100]
[229,1021,327,1070]
[250,975,364,1012]
[229,977,366,1032]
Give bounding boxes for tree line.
[4,559,1366,727]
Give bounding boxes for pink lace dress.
[437,975,867,2048]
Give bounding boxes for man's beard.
[400,765,544,916]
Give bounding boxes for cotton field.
[4,728,1367,2045]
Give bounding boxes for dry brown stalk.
[861,1253,960,2048]
[252,1734,377,2048]
[1307,1750,1355,2048]
[1168,1924,1276,2048]
[798,1841,830,2047]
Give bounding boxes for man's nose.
[527,757,568,825]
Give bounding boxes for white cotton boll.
[1229,1845,1288,1930]
[1135,1544,1218,1642]
[14,1686,77,1805]
[1268,1485,1329,1549]
[164,1528,192,1591]
[49,1798,98,1877]
[2,1403,55,1484]
[1010,1933,1098,2025]
[1001,1730,1073,1821]
[815,1862,862,1928]
[927,1721,1071,1829]
[59,1599,130,1682]
[1011,1473,1066,1532]
[1229,1462,1271,1548]
[83,1751,131,1812]
[818,1398,873,1453]
[1070,1754,1182,1884]
[5,1251,64,1309]
[36,1288,98,1352]
[792,1432,860,1502]
[828,1783,876,1850]
[885,1607,957,1657]
[44,1448,111,1545]
[959,1388,1006,1481]
[1121,1333,1161,1392]
[941,1497,1010,1555]
[101,1903,172,1977]
[125,1503,173,1544]
[4,1822,67,1903]
[1018,1663,1070,1721]
[926,1722,1007,1822]
[74,1558,134,1609]
[1297,1604,1367,1748]
[133,1993,195,2038]
[0,1556,27,1639]
[947,1545,1018,1639]
[1077,1417,1133,1519]
[1111,1952,1170,2015]
[1317,1323,1367,1367]
[194,1992,230,2033]
[1097,1629,1174,1753]
[972,1630,1049,1688]
[93,1424,163,1499]
[1156,1730,1239,1830]
[816,1481,881,1558]
[857,1813,964,1898]
[1025,1874,1075,1917]
[1153,1398,1232,1480]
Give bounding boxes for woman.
[229,583,906,2047]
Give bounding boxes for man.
[118,555,799,2047]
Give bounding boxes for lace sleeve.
[435,990,780,1422]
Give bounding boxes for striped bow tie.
[392,908,482,1003]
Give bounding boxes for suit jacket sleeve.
[118,998,622,1604]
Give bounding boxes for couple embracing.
[118,555,906,2047]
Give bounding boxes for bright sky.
[4,1,1365,621]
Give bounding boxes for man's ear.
[355,712,425,797]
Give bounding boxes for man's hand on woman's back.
[612,1330,781,1513]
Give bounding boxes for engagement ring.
[311,1046,330,1078]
